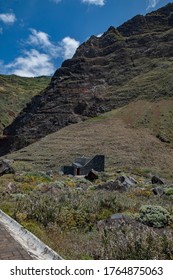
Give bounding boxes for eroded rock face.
[1,4,173,154]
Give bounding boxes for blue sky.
[0,0,172,77]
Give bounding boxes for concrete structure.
[0,221,33,260]
[0,210,63,260]
[62,155,105,176]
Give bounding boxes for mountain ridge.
[1,3,173,155]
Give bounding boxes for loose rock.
[152,187,164,196]
[95,175,137,192]
[85,169,99,181]
[0,160,15,176]
[151,175,164,185]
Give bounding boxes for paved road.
[0,221,33,260]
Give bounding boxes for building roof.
[73,156,91,167]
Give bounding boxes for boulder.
[151,175,164,185]
[152,187,164,196]
[97,213,138,229]
[0,160,15,176]
[117,175,137,187]
[110,213,131,222]
[95,175,137,192]
[85,169,99,181]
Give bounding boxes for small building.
[61,155,105,176]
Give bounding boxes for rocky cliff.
[1,3,173,155]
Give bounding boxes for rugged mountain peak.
[117,15,148,36]
[73,28,121,59]
[118,3,173,36]
[1,3,173,155]
[151,2,173,16]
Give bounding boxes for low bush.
[13,193,58,227]
[12,189,129,230]
[164,188,173,196]
[138,205,171,228]
[98,223,173,259]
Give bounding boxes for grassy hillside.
[115,99,173,144]
[3,98,173,177]
[0,74,50,134]
[1,99,173,259]
[109,58,173,102]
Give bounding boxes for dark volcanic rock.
[85,169,99,181]
[156,133,170,143]
[0,160,15,176]
[97,213,140,229]
[152,187,165,196]
[1,3,173,154]
[117,175,137,187]
[151,175,164,185]
[96,175,137,192]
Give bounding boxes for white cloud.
[6,49,55,77]
[28,29,53,48]
[0,60,5,73]
[0,13,16,24]
[4,29,80,77]
[51,0,105,5]
[27,28,79,59]
[27,28,58,58]
[96,33,103,37]
[147,0,161,9]
[82,0,105,6]
[60,37,80,59]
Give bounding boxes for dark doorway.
[77,168,80,175]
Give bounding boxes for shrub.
[64,180,76,188]
[138,205,171,228]
[132,188,152,198]
[164,188,173,196]
[13,193,58,227]
[12,189,128,230]
[98,223,173,259]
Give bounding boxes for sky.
[0,0,172,77]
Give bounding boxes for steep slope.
[3,99,173,175]
[1,3,173,155]
[0,75,50,135]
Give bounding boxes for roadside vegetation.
[0,169,173,260]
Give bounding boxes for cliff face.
[1,3,173,154]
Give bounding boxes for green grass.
[2,97,173,176]
[0,74,50,134]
